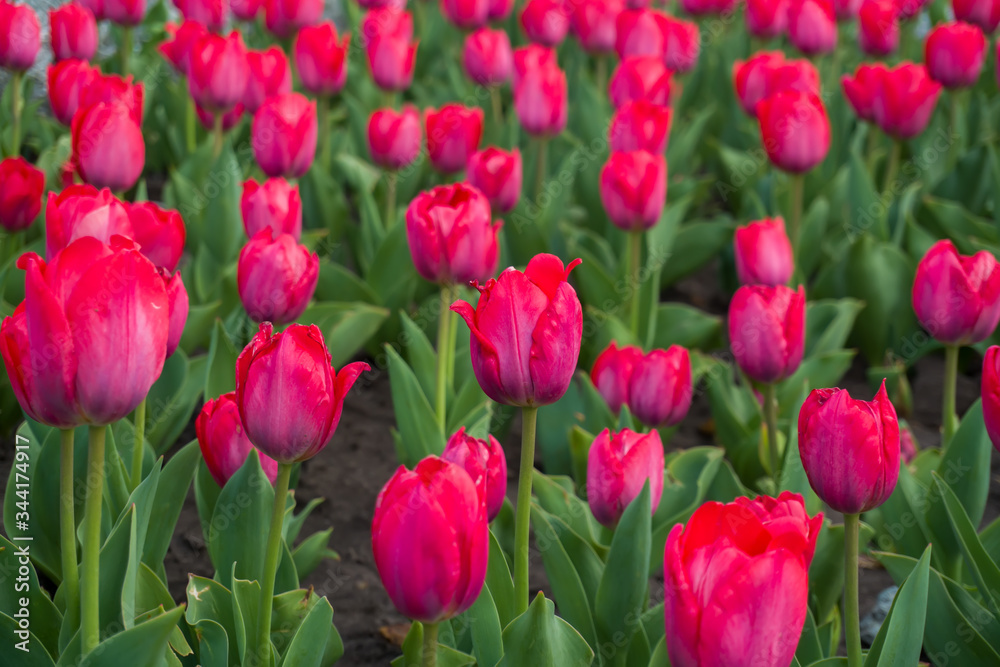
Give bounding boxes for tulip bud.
[467,147,522,213]
[925,22,987,89]
[236,323,369,462]
[608,100,672,154]
[368,105,422,170]
[71,102,146,193]
[189,32,250,114]
[734,52,822,117]
[244,47,292,114]
[232,0,262,20]
[842,63,886,123]
[104,0,145,25]
[520,0,570,46]
[953,0,1000,33]
[294,22,350,97]
[609,55,672,108]
[912,239,1000,346]
[571,0,624,53]
[45,185,131,259]
[50,2,97,62]
[441,0,489,29]
[788,0,837,55]
[441,427,508,521]
[264,0,324,37]
[425,104,484,173]
[799,381,900,514]
[590,341,643,413]
[587,428,664,528]
[238,229,320,325]
[600,150,667,231]
[628,346,692,427]
[159,20,210,76]
[734,218,794,286]
[512,44,556,87]
[252,93,318,178]
[728,284,806,384]
[79,72,145,125]
[359,7,412,48]
[159,268,189,358]
[0,0,40,70]
[48,59,100,125]
[242,177,302,241]
[463,28,513,87]
[982,346,1000,453]
[746,0,789,38]
[871,63,941,139]
[514,62,568,137]
[0,157,44,232]
[680,0,738,14]
[756,91,830,173]
[452,253,583,407]
[197,392,280,487]
[366,20,417,92]
[128,201,186,272]
[372,456,488,622]
[858,0,899,56]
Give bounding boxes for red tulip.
[756,90,830,173]
[242,177,302,241]
[982,346,1000,453]
[128,201,186,272]
[664,492,821,667]
[912,239,1000,345]
[615,8,666,60]
[463,28,513,87]
[870,63,941,138]
[0,0,40,70]
[679,0,737,13]
[733,52,783,116]
[368,105,422,170]
[520,0,570,46]
[662,14,700,72]
[159,20,209,76]
[252,93,318,178]
[609,55,672,108]
[48,59,99,125]
[628,345,692,427]
[244,46,292,114]
[196,392,280,487]
[425,104,484,173]
[159,268,189,357]
[441,0,489,29]
[746,0,789,38]
[953,0,1000,33]
[366,30,417,91]
[799,381,899,514]
[103,0,144,24]
[174,0,226,31]
[79,71,144,125]
[734,218,794,286]
[71,102,145,192]
[238,229,320,325]
[231,0,262,20]
[405,183,500,284]
[467,147,522,213]
[0,157,44,232]
[452,253,583,407]
[45,185,130,259]
[196,102,245,130]
[609,100,672,153]
[841,63,886,122]
[858,0,899,56]
[587,428,664,528]
[591,341,643,413]
[264,0,323,37]
[50,2,97,62]
[189,32,249,114]
[512,44,556,87]
[514,62,568,137]
[236,322,369,462]
[372,456,488,622]
[788,0,837,55]
[294,22,350,97]
[360,6,412,47]
[571,0,624,54]
[599,150,667,231]
[728,284,806,383]
[925,21,987,89]
[441,427,508,521]
[488,0,513,19]
[0,236,168,428]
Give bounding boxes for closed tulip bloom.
[50,2,97,61]
[591,341,643,413]
[662,15,700,72]
[368,105,422,170]
[728,284,806,383]
[242,177,302,241]
[747,0,789,38]
[79,71,145,125]
[189,32,250,114]
[463,28,513,86]
[128,201,186,271]
[71,102,146,192]
[264,0,323,37]
[441,427,507,521]
[252,93,318,178]
[788,0,836,55]
[195,101,244,130]
[842,63,887,122]
[45,185,131,259]
[587,428,664,528]
[953,0,1000,32]
[520,0,570,45]
[609,100,672,153]
[859,0,898,56]
[488,0,513,19]
[514,62,567,136]
[366,32,418,91]
[600,150,667,231]
[572,0,624,53]
[196,392,280,487]
[294,22,350,97]
[231,0,261,20]
[798,381,899,514]
[48,59,99,125]
[609,55,672,108]
[0,157,44,232]
[159,268,189,357]
[769,59,822,95]
[175,0,226,31]
[372,456,488,622]
[982,346,1000,452]
[244,47,292,113]
[442,0,489,29]
[912,239,1000,345]
[512,44,556,87]
[756,91,830,173]
[360,7,412,47]
[628,346,692,427]
[615,8,665,59]
[467,147,522,213]
[425,104,484,173]
[733,52,784,116]
[925,22,987,89]
[734,218,794,286]
[104,0,144,24]
[159,20,209,76]
[0,1,40,70]
[871,63,941,138]
[452,253,583,407]
[0,236,168,427]
[664,492,821,667]
[238,229,320,324]
[405,183,500,284]
[236,322,369,462]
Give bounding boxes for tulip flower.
[244,46,292,114]
[733,52,784,116]
[858,0,898,56]
[899,422,917,462]
[833,0,862,17]
[488,0,513,19]
[870,63,942,139]
[45,185,131,259]
[425,104,484,173]
[441,0,489,29]
[242,178,302,241]
[599,150,667,231]
[514,62,568,136]
[728,284,806,384]
[680,0,738,14]
[746,0,789,38]
[405,183,501,285]
[734,218,794,286]
[252,92,318,178]
[159,20,209,76]
[238,229,320,325]
[197,392,280,487]
[441,427,508,521]
[587,428,664,528]
[195,102,245,131]
[77,0,103,20]
[79,71,144,125]
[372,456,489,622]
[366,30,418,92]
[953,0,1000,33]
[174,0,226,31]
[0,0,40,70]
[103,0,144,24]
[467,147,522,213]
[982,346,1000,453]
[609,55,672,108]
[71,102,146,192]
[294,22,350,97]
[236,322,369,463]
[628,345,692,427]
[788,0,837,55]
[591,341,643,413]
[264,0,323,37]
[159,268,189,358]
[571,0,624,54]
[841,63,887,122]
[368,105,422,170]
[128,201,186,272]
[756,91,830,173]
[232,0,262,20]
[50,2,97,62]
[0,157,44,232]
[662,15,700,72]
[189,31,250,114]
[664,493,821,667]
[463,28,513,87]
[360,7,412,47]
[609,100,672,153]
[614,8,665,60]
[925,22,987,89]
[512,44,556,87]
[520,0,570,46]
[48,59,99,125]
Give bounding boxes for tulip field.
[5,0,1000,664]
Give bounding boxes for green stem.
[10,71,22,157]
[627,229,643,338]
[533,138,548,204]
[59,429,79,633]
[948,91,960,169]
[865,125,879,174]
[212,114,225,159]
[514,406,539,616]
[318,96,331,170]
[763,383,780,481]
[844,513,863,667]
[490,86,504,127]
[883,140,900,197]
[595,56,608,95]
[788,173,804,260]
[255,462,292,667]
[81,425,106,656]
[121,27,132,76]
[382,90,396,109]
[186,96,197,154]
[943,345,959,447]
[435,284,456,431]
[422,622,438,667]
[385,170,397,230]
[129,398,146,491]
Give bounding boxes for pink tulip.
[953,0,1000,33]
[870,63,942,139]
[242,177,302,241]
[734,218,794,286]
[982,346,1000,452]
[50,2,97,62]
[512,44,556,87]
[196,392,280,487]
[520,0,570,46]
[238,229,320,325]
[425,104,484,173]
[488,0,513,19]
[756,90,830,173]
[463,28,513,87]
[0,0,40,70]
[71,102,146,192]
[128,201,186,272]
[609,55,672,108]
[252,92,318,178]
[174,0,226,31]
[590,341,643,413]
[294,22,350,97]
[0,157,44,232]
[609,100,672,153]
[841,63,887,122]
[788,0,837,55]
[368,105,422,170]
[48,59,99,125]
[467,147,522,213]
[231,0,262,20]
[264,0,323,37]
[366,30,417,91]
[615,8,666,60]
[441,427,508,521]
[159,267,189,357]
[599,149,667,231]
[858,0,899,56]
[189,31,250,114]
[587,428,664,528]
[441,0,489,29]
[661,15,700,73]
[728,284,806,383]
[103,0,144,24]
[925,21,987,89]
[571,0,624,53]
[79,71,144,125]
[244,46,292,114]
[159,20,209,76]
[628,345,692,427]
[746,0,789,38]
[514,61,568,136]
[45,185,131,259]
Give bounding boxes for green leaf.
[652,448,724,568]
[934,400,991,530]
[386,345,444,466]
[291,528,337,580]
[145,351,206,456]
[142,441,200,574]
[660,218,735,287]
[463,581,504,667]
[82,606,185,666]
[0,535,61,657]
[205,320,239,400]
[232,575,262,666]
[532,471,601,547]
[498,593,595,667]
[400,310,438,403]
[0,612,56,667]
[486,530,516,629]
[863,545,930,667]
[270,589,343,666]
[646,636,670,667]
[651,303,723,351]
[277,595,334,667]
